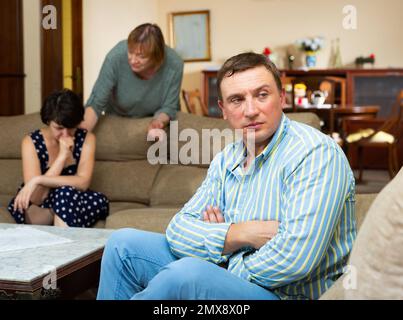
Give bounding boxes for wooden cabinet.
[202,68,403,119]
[348,70,403,118]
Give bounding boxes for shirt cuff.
[235,253,253,282]
[154,108,177,120]
[204,222,232,264]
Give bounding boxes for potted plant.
[295,37,325,68]
[355,54,375,68]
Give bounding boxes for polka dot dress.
[8,129,109,227]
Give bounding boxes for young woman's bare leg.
[25,205,54,225]
[53,214,68,227]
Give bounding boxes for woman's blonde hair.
[128,23,165,66]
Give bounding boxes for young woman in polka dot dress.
[8,89,109,227]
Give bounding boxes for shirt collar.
[229,113,289,172]
[260,113,289,162]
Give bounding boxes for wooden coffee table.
[0,223,114,300]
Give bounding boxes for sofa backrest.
[92,115,161,204]
[0,114,44,209]
[149,112,322,206]
[287,112,321,130]
[93,115,154,160]
[174,112,321,168]
[0,113,43,159]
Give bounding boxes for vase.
[305,52,317,68]
[333,38,343,68]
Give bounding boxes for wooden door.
[41,0,83,103]
[41,0,63,102]
[0,0,24,116]
[71,0,83,101]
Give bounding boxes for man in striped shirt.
[97,52,356,300]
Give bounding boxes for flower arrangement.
[262,47,272,56]
[262,47,278,65]
[355,54,375,67]
[295,37,325,53]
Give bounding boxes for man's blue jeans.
[96,228,279,300]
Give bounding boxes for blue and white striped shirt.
[166,114,356,300]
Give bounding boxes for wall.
[157,0,403,94]
[22,0,403,113]
[83,0,158,102]
[23,0,41,114]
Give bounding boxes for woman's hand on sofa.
[147,128,166,142]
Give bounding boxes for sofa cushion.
[105,207,180,233]
[90,160,160,203]
[0,113,42,159]
[94,115,156,160]
[344,168,403,299]
[0,204,14,223]
[0,194,12,208]
[0,160,23,195]
[150,165,207,207]
[93,219,106,229]
[109,202,148,215]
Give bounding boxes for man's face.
[127,45,153,74]
[218,66,285,154]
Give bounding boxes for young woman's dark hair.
[40,89,84,128]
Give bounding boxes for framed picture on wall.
[168,10,211,62]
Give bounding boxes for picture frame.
[169,10,211,62]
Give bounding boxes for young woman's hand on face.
[58,136,74,159]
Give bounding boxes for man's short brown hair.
[217,52,282,100]
[128,23,165,66]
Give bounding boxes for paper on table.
[0,226,73,253]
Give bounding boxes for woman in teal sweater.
[81,23,184,139]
